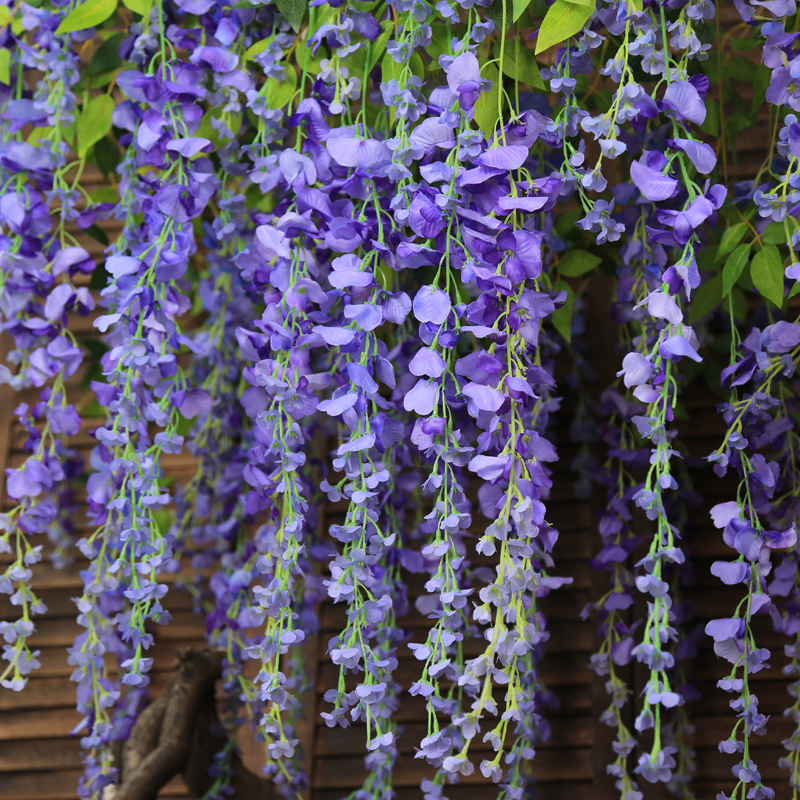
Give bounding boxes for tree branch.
[104,648,275,800]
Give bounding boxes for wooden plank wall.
[0,344,602,800]
[0,8,793,798]
[5,273,787,800]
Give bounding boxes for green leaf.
[175,412,195,438]
[551,280,574,343]
[56,0,116,34]
[716,222,747,261]
[77,94,114,159]
[485,0,513,32]
[497,40,545,90]
[275,0,307,33]
[751,243,785,307]
[696,246,716,272]
[729,33,761,51]
[722,243,751,297]
[121,0,152,17]
[90,186,118,204]
[727,57,759,82]
[512,0,533,21]
[87,32,123,75]
[753,64,770,114]
[535,0,595,55]
[264,63,298,108]
[382,51,424,83]
[0,48,9,86]
[244,38,271,61]
[348,22,393,79]
[426,25,451,68]
[688,274,722,323]
[367,22,393,74]
[699,97,719,137]
[152,509,173,535]
[93,136,122,177]
[726,111,754,140]
[558,248,601,277]
[80,400,107,419]
[85,224,109,246]
[0,5,22,33]
[60,121,76,148]
[762,220,792,245]
[731,287,748,322]
[297,42,323,76]
[473,64,500,138]
[554,207,581,238]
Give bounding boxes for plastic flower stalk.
[409,23,568,782]
[610,1,723,784]
[764,383,800,795]
[69,6,221,792]
[171,176,259,782]
[388,38,484,782]
[625,287,689,789]
[706,396,795,800]
[587,398,646,800]
[701,5,800,799]
[704,199,800,800]
[236,215,326,795]
[313,8,413,766]
[588,223,669,800]
[400,88,480,788]
[0,0,96,693]
[660,459,701,799]
[452,155,569,787]
[352,422,421,800]
[595,214,701,797]
[318,247,406,759]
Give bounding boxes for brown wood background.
[3,272,797,800]
[0,10,794,796]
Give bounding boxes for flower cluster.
[5,0,800,799]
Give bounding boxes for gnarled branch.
[105,648,275,800]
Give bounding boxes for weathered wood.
[0,771,188,800]
[311,746,595,788]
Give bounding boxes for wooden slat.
[0,771,188,800]
[311,747,595,788]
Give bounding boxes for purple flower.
[705,617,745,642]
[404,380,438,415]
[413,286,451,325]
[446,52,484,111]
[190,46,239,73]
[630,153,679,201]
[462,382,505,414]
[658,335,702,363]
[409,347,447,378]
[327,133,391,171]
[667,138,717,173]
[711,561,749,585]
[661,81,707,124]
[166,137,213,157]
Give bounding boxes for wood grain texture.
[3,285,796,800]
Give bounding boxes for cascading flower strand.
[5,1,800,798]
